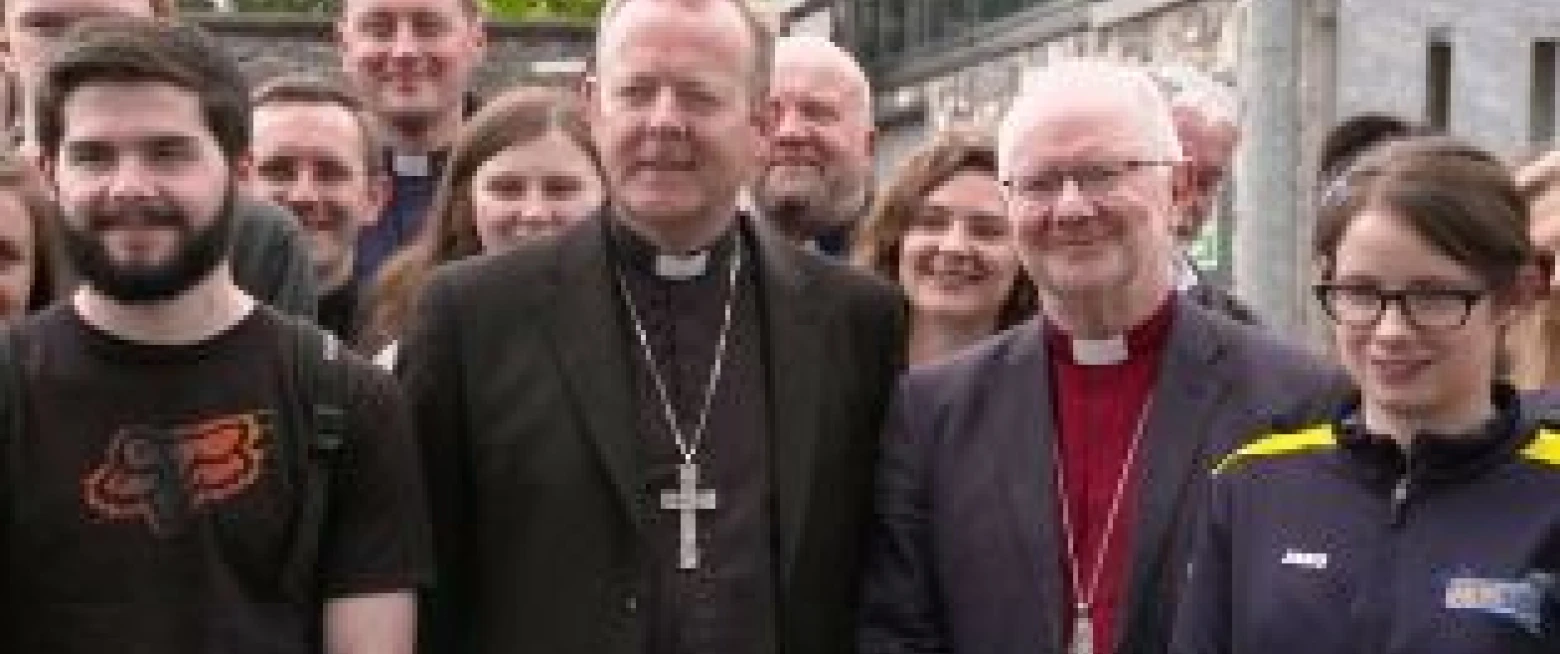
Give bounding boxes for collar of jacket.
[1333,383,1530,487]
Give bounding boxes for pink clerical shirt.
[1044,298,1174,652]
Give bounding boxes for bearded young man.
[0,19,430,654]
[1,0,321,318]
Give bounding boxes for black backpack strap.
[279,317,349,604]
[0,326,25,627]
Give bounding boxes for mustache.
[86,203,187,231]
[287,201,355,231]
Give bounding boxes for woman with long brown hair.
[361,86,605,365]
[853,129,1035,364]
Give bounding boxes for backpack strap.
[279,316,349,604]
[0,326,25,627]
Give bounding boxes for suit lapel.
[751,219,823,584]
[992,320,1068,651]
[547,216,642,525]
[1116,300,1233,653]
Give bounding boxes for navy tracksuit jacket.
[1172,388,1560,654]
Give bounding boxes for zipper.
[1374,447,1413,654]
[1389,475,1411,527]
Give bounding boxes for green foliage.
[185,0,604,17]
[481,0,606,20]
[224,0,334,10]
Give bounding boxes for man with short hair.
[858,60,1342,653]
[400,1,906,653]
[0,0,321,319]
[248,75,389,342]
[1152,65,1258,325]
[753,34,874,255]
[336,0,486,284]
[2,18,430,654]
[1155,66,1238,244]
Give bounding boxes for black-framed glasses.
[1313,283,1487,330]
[1002,159,1179,207]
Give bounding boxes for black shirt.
[609,219,778,654]
[3,304,432,654]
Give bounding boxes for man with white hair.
[753,35,874,254]
[1154,65,1239,242]
[1152,65,1259,324]
[858,59,1342,654]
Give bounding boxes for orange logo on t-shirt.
[83,413,268,536]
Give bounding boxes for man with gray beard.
[753,35,874,256]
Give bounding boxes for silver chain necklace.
[1054,397,1153,654]
[614,240,742,571]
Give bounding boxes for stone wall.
[896,0,1235,137]
[1333,0,1560,157]
[190,13,594,93]
[862,0,1238,273]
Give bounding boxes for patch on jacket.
[1443,571,1556,635]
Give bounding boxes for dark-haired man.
[1,0,322,318]
[248,75,389,342]
[2,19,430,654]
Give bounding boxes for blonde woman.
[1508,149,1560,389]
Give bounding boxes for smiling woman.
[853,129,1035,364]
[360,85,603,363]
[1172,137,1560,654]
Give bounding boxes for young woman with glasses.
[1172,136,1560,654]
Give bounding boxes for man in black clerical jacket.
[397,1,908,653]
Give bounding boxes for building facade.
[783,0,1240,277]
[191,13,593,93]
[784,0,1560,335]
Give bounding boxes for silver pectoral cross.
[659,462,718,570]
[1070,603,1094,654]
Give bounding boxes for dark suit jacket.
[859,297,1346,654]
[401,212,907,654]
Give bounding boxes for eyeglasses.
[1313,283,1487,330]
[1002,159,1179,207]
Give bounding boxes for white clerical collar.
[391,152,432,177]
[1070,336,1129,366]
[654,251,710,280]
[1175,252,1201,292]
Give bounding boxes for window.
[1426,40,1453,130]
[1533,40,1556,145]
[845,0,1049,74]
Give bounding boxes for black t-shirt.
[3,303,432,654]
